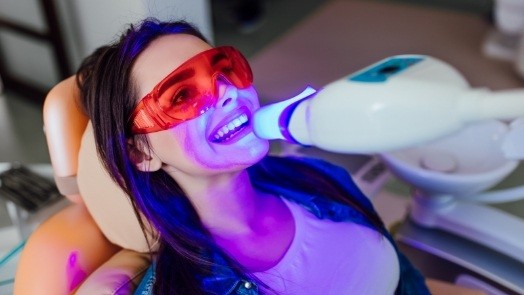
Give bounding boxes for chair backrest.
[44,76,157,253]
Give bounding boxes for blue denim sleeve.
[134,264,155,295]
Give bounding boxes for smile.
[210,111,250,143]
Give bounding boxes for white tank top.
[253,198,400,294]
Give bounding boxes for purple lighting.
[66,250,87,292]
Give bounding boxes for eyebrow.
[210,52,228,66]
[158,68,196,92]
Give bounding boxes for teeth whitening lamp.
[253,55,524,155]
[253,55,524,292]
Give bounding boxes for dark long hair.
[77,19,385,294]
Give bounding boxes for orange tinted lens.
[157,77,212,120]
[209,48,252,89]
[129,46,252,134]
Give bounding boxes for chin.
[230,141,269,168]
[249,137,270,157]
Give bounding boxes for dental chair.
[12,77,484,295]
[13,76,157,294]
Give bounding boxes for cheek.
[148,128,187,161]
[246,87,260,107]
[166,121,210,166]
[181,129,201,160]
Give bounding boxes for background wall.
[0,0,213,91]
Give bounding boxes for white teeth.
[240,114,247,123]
[213,113,249,142]
[233,118,241,127]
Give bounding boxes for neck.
[166,167,295,272]
[169,169,263,234]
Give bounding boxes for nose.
[215,77,238,108]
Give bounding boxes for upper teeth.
[214,114,248,140]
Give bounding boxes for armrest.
[13,203,121,295]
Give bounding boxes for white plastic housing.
[254,55,524,154]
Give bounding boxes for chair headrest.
[77,123,158,252]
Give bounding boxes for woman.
[77,19,429,294]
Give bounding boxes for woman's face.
[131,34,269,177]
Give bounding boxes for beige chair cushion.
[77,122,158,252]
[75,249,151,295]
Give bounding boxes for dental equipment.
[253,55,524,154]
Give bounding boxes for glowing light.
[66,251,87,291]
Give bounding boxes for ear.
[126,138,162,172]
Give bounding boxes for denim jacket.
[134,157,430,295]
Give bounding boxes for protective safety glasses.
[128,46,253,134]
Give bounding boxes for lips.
[209,106,251,143]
